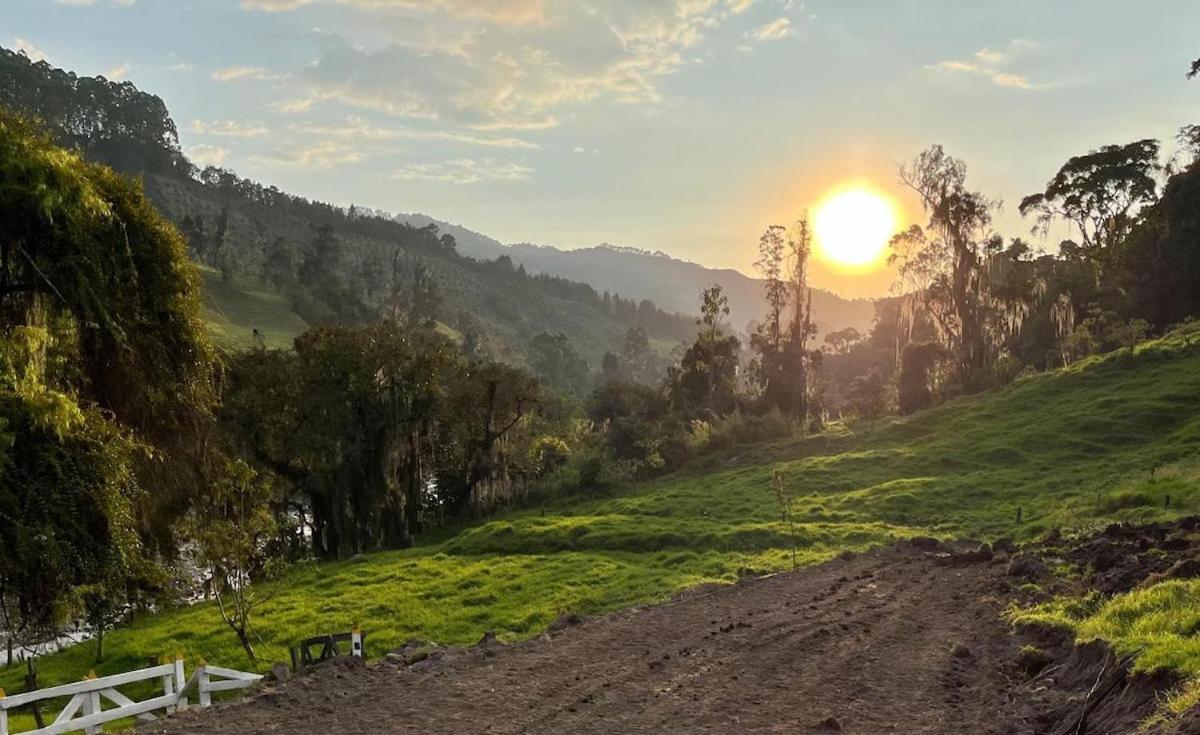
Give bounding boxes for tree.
[899,145,997,388]
[1019,140,1161,261]
[620,326,655,385]
[1189,57,1199,79]
[0,110,216,656]
[847,368,889,420]
[529,332,589,397]
[824,327,862,355]
[897,342,944,415]
[261,236,295,292]
[182,459,278,665]
[668,285,740,417]
[439,361,541,515]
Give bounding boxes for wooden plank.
[51,695,83,725]
[202,679,258,694]
[98,688,156,722]
[202,666,263,681]
[198,669,210,708]
[0,665,174,709]
[82,690,100,735]
[25,692,179,735]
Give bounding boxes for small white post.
[1,686,9,735]
[197,665,211,708]
[173,655,187,711]
[351,627,363,659]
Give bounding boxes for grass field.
[197,265,310,351]
[4,326,1199,729]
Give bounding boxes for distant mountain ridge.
[398,213,879,338]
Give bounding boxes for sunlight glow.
[812,186,898,271]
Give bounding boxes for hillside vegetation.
[4,325,1197,705]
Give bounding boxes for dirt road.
[142,542,1038,734]
[143,525,1200,734]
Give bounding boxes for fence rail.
[0,658,261,735]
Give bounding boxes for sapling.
[771,468,800,569]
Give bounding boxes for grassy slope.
[197,265,309,351]
[4,328,1200,720]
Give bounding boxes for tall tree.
[1019,140,1161,261]
[898,145,996,387]
[668,285,740,417]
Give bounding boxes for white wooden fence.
[0,658,261,735]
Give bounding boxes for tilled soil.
[143,526,1200,735]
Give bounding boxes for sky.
[3,0,1198,297]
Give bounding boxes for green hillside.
[4,325,1198,710]
[143,174,688,368]
[197,265,309,351]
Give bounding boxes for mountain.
[0,48,694,368]
[399,213,880,338]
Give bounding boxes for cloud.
[250,141,363,169]
[190,119,271,138]
[749,17,792,41]
[187,144,230,167]
[252,1,756,130]
[290,117,537,148]
[106,62,130,80]
[928,39,1040,90]
[55,0,137,5]
[391,158,532,184]
[242,0,546,25]
[212,66,289,82]
[13,38,49,63]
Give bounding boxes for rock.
[951,643,971,659]
[909,536,942,551]
[267,662,291,684]
[1008,554,1049,582]
[476,630,499,647]
[819,716,842,731]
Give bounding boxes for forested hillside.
[399,212,879,337]
[0,47,695,369]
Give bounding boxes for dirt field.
[143,528,1200,735]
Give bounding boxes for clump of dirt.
[1039,518,1200,595]
[140,519,1200,735]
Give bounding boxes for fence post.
[351,627,363,659]
[82,672,100,735]
[161,656,177,715]
[1,687,8,735]
[198,663,211,708]
[174,654,187,710]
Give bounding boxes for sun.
[812,186,898,270]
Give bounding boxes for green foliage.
[0,109,215,651]
[0,48,189,176]
[181,459,278,664]
[1019,139,1161,257]
[0,327,141,643]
